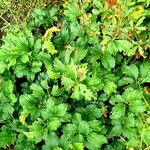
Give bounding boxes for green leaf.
[3,80,13,95]
[23,121,43,143]
[104,81,117,95]
[51,85,63,96]
[122,64,139,80]
[64,47,74,64]
[111,103,126,120]
[73,47,88,62]
[0,125,16,148]
[78,121,90,136]
[15,133,35,150]
[102,54,115,70]
[129,99,146,113]
[118,77,134,86]
[79,84,94,100]
[126,136,139,148]
[136,17,145,27]
[143,127,150,145]
[85,133,107,150]
[140,62,150,83]
[0,62,6,74]
[123,88,142,102]
[106,41,118,55]
[61,76,75,91]
[71,85,80,100]
[53,58,66,72]
[30,83,45,98]
[63,124,77,136]
[70,142,84,150]
[116,40,134,56]
[46,65,60,79]
[46,97,55,110]
[110,95,124,105]
[19,94,37,112]
[71,83,94,101]
[109,123,122,137]
[89,120,102,132]
[42,40,57,55]
[53,147,63,150]
[56,103,68,117]
[20,54,29,63]
[41,79,49,90]
[48,119,61,131]
[42,133,59,150]
[0,103,14,120]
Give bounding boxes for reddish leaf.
[107,0,116,7]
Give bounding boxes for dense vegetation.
[0,0,150,149]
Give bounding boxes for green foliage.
[0,0,150,149]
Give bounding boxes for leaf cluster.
[0,0,150,149]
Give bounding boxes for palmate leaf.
[71,134,84,144]
[64,0,81,20]
[79,84,94,100]
[123,113,136,128]
[64,60,78,81]
[53,58,66,72]
[14,61,42,80]
[64,46,74,64]
[0,0,149,149]
[59,134,72,150]
[42,97,67,120]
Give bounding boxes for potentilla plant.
[0,0,150,149]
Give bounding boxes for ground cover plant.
[0,0,150,149]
